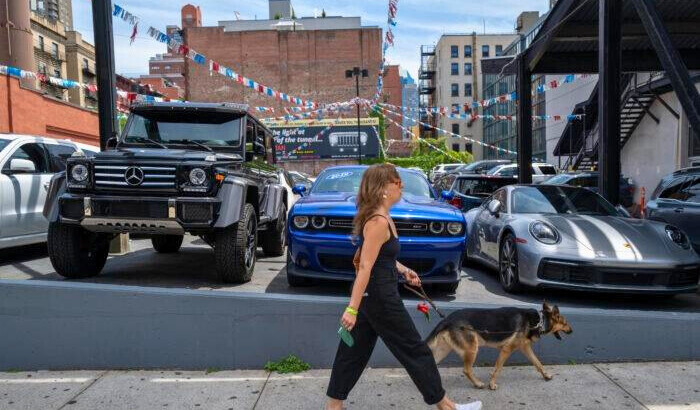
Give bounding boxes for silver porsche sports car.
[465,185,700,294]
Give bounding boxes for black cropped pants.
[326,274,445,405]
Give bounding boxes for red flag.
[212,61,220,72]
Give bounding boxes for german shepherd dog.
[425,302,573,390]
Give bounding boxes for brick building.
[381,65,402,142]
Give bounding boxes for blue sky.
[72,0,550,78]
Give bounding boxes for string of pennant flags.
[113,3,320,110]
[376,102,585,123]
[373,0,400,102]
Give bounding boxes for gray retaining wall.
[0,280,698,370]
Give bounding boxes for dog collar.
[537,310,549,334]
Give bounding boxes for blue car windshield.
[311,169,433,198]
[512,186,618,216]
[0,138,10,152]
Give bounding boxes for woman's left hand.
[403,269,421,287]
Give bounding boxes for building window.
[452,124,460,135]
[482,45,489,57]
[451,83,459,97]
[464,45,472,57]
[51,42,59,59]
[152,66,159,71]
[164,65,171,70]
[38,62,47,75]
[53,69,61,78]
[451,63,458,76]
[82,58,89,69]
[465,143,473,153]
[464,63,472,75]
[498,81,508,95]
[464,83,472,97]
[495,45,503,56]
[451,45,458,58]
[452,143,460,151]
[38,35,44,51]
[451,104,460,114]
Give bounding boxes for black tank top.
[361,214,401,281]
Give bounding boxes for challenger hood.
[294,192,463,221]
[540,214,696,261]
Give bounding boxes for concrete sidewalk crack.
[592,364,649,410]
[57,370,108,410]
[252,371,271,410]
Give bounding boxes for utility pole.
[91,0,118,151]
[346,67,368,164]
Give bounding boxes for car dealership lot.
[0,235,698,312]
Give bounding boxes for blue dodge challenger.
[286,166,466,291]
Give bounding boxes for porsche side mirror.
[488,199,502,216]
[292,184,307,196]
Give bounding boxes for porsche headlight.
[189,168,208,186]
[293,216,309,229]
[665,225,690,249]
[70,164,89,183]
[429,221,444,235]
[447,222,463,235]
[529,221,560,245]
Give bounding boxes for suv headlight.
[529,221,560,244]
[293,216,309,229]
[67,163,90,188]
[71,164,89,182]
[189,168,207,186]
[665,225,690,249]
[447,222,463,235]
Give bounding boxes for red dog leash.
[403,284,446,319]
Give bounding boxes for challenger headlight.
[70,164,89,183]
[293,216,309,229]
[429,221,445,235]
[311,216,326,229]
[189,168,208,186]
[665,225,690,249]
[529,221,560,245]
[447,222,463,235]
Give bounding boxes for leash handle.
[403,284,446,318]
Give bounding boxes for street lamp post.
[346,67,369,164]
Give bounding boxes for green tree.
[291,9,297,19]
[321,9,326,18]
[273,13,281,20]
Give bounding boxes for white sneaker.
[456,401,482,410]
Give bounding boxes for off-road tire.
[215,203,257,283]
[48,222,110,279]
[151,235,184,253]
[261,205,286,257]
[286,251,313,287]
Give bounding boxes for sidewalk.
[0,362,698,409]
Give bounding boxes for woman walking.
[325,164,481,410]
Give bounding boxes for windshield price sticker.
[327,171,354,180]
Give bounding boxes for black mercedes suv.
[44,102,288,283]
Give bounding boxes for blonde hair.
[353,164,400,238]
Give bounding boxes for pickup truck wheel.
[215,203,257,283]
[151,235,184,253]
[48,222,109,279]
[261,205,286,257]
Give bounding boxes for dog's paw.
[543,373,553,381]
[488,382,498,390]
[474,381,486,389]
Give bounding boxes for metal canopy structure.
[516,0,700,205]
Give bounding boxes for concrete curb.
[1,280,698,370]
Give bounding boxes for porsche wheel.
[499,233,522,293]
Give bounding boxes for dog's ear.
[543,301,552,312]
[553,306,560,315]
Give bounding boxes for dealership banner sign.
[268,118,381,161]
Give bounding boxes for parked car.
[286,166,466,292]
[645,167,700,253]
[465,184,699,295]
[0,134,98,250]
[487,163,558,184]
[544,172,636,208]
[44,102,288,283]
[437,174,517,213]
[407,166,429,180]
[276,169,303,211]
[430,163,462,181]
[449,160,511,175]
[288,170,315,184]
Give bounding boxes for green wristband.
[345,306,358,316]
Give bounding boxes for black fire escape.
[419,45,436,138]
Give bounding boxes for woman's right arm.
[341,217,388,331]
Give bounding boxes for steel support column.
[92,0,118,151]
[517,53,533,183]
[598,0,622,205]
[633,0,700,145]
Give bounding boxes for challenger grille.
[324,217,431,236]
[93,163,177,193]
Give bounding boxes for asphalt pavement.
[0,235,698,312]
[0,362,698,409]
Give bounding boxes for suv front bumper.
[58,194,221,234]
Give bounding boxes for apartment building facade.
[420,33,517,160]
